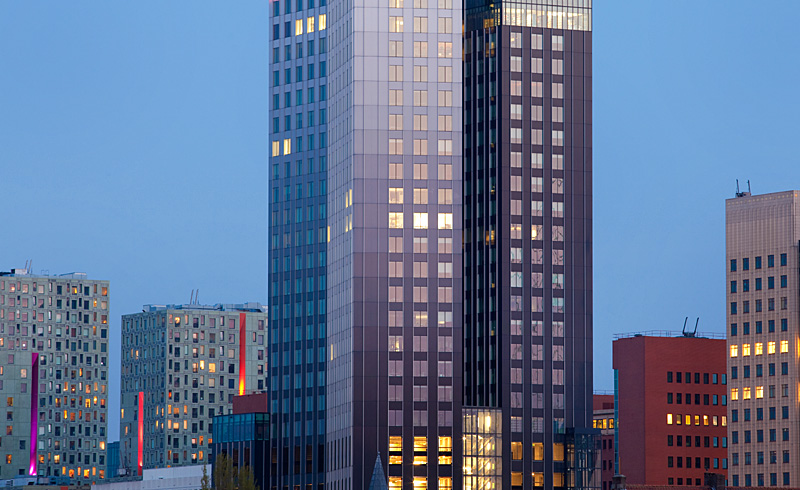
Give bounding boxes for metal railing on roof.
[613,330,726,340]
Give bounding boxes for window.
[389,212,404,229]
[389,16,403,32]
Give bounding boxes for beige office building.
[726,190,800,487]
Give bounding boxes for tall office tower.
[268,0,329,487]
[726,190,800,488]
[325,0,463,487]
[0,269,110,482]
[119,303,267,475]
[613,334,728,486]
[592,395,614,490]
[462,2,593,489]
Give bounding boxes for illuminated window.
[438,213,453,230]
[756,386,764,399]
[413,477,427,489]
[743,387,751,400]
[389,188,404,204]
[554,473,565,487]
[533,473,544,486]
[722,416,727,426]
[667,413,673,425]
[389,212,404,228]
[694,415,700,426]
[389,477,402,490]
[511,441,523,460]
[731,388,739,400]
[781,340,789,353]
[389,436,402,464]
[389,16,403,32]
[756,342,763,355]
[743,343,751,356]
[307,16,315,33]
[295,19,303,35]
[413,213,429,229]
[319,14,327,30]
[703,415,709,426]
[271,141,280,156]
[730,344,738,357]
[533,443,544,461]
[553,443,564,462]
[439,436,453,464]
[438,477,453,490]
[283,138,291,155]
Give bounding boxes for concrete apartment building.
[613,333,728,486]
[726,190,800,487]
[119,303,267,475]
[0,268,110,483]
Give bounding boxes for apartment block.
[119,303,267,474]
[0,268,110,482]
[726,190,800,487]
[613,333,728,486]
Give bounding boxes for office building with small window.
[119,303,267,475]
[613,333,728,486]
[0,268,110,483]
[726,190,800,488]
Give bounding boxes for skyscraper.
[726,190,800,487]
[326,0,463,487]
[0,268,110,482]
[119,303,267,474]
[462,1,593,489]
[268,1,329,488]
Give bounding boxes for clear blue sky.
[2,1,800,441]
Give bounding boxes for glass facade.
[268,0,329,488]
[463,0,594,487]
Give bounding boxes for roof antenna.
[681,317,688,336]
[189,289,195,305]
[195,289,199,305]
[736,179,740,195]
[747,180,751,194]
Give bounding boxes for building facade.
[268,0,329,487]
[592,394,614,490]
[325,0,464,486]
[211,394,270,490]
[462,1,594,489]
[726,190,800,487]
[613,333,728,486]
[0,268,110,482]
[119,303,267,475]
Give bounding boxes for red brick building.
[593,394,616,490]
[613,333,728,486]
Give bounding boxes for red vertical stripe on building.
[137,391,144,476]
[238,313,247,396]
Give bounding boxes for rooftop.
[613,330,726,341]
[0,268,94,280]
[140,302,266,313]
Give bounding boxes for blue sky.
[2,1,800,440]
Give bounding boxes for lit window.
[272,141,280,156]
[742,343,751,356]
[781,340,789,353]
[413,213,428,229]
[307,16,315,33]
[722,416,727,426]
[389,187,404,204]
[755,343,763,355]
[389,477,402,490]
[756,386,764,399]
[295,19,303,35]
[438,213,453,230]
[769,341,776,354]
[703,415,709,426]
[743,387,751,400]
[389,212,404,228]
[667,413,673,425]
[319,14,326,30]
[413,477,427,489]
[283,138,291,155]
[731,388,738,400]
[438,477,453,490]
[684,415,691,425]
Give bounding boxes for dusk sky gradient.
[2,1,800,441]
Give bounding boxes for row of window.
[667,393,726,406]
[272,15,328,40]
[730,275,788,292]
[667,435,726,448]
[730,297,789,314]
[271,0,327,17]
[272,61,327,86]
[730,341,789,357]
[731,472,790,487]
[731,319,788,336]
[271,86,328,111]
[272,37,328,64]
[731,385,790,400]
[665,414,727,426]
[730,254,788,271]
[731,406,789,422]
[731,363,789,378]
[666,371,726,384]
[667,456,725,470]
[732,451,791,465]
[732,428,790,444]
[0,281,108,297]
